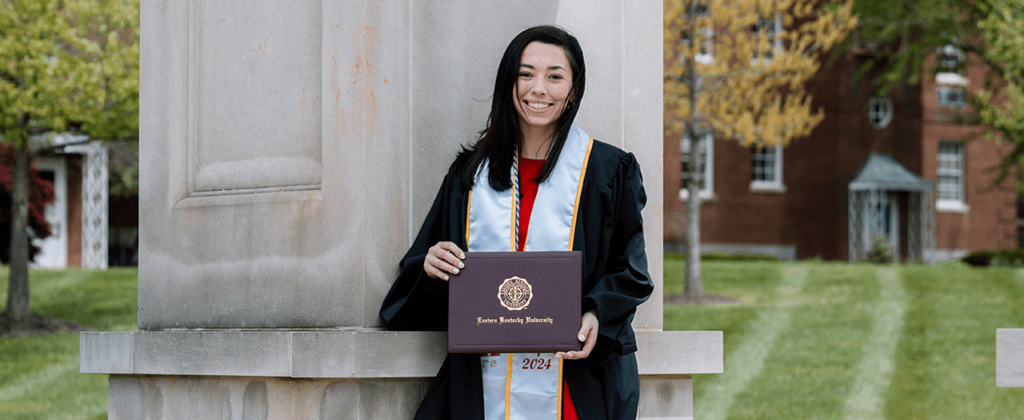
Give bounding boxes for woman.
[379,25,652,420]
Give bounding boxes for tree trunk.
[684,132,705,297]
[683,13,705,297]
[6,147,31,321]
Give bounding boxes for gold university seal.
[497,276,533,311]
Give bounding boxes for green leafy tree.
[848,0,1024,189]
[0,0,138,322]
[664,0,855,296]
[974,0,1024,188]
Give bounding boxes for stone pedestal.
[82,1,722,418]
[82,330,721,418]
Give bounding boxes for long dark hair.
[458,25,587,190]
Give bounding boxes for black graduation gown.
[379,140,654,420]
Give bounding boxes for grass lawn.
[665,260,1024,420]
[0,268,137,420]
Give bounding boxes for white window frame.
[679,132,715,201]
[750,143,785,192]
[752,13,782,65]
[868,96,893,130]
[937,86,967,108]
[936,141,968,213]
[936,44,968,86]
[936,44,969,109]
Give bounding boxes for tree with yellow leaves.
[664,0,856,296]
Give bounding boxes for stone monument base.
[82,330,721,419]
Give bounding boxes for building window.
[936,44,966,77]
[937,141,967,212]
[750,143,784,192]
[753,14,782,65]
[937,86,967,108]
[868,96,893,129]
[680,132,714,200]
[936,44,968,109]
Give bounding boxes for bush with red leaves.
[0,144,55,263]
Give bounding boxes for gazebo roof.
[849,153,933,192]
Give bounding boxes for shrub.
[962,249,1024,267]
[865,236,894,264]
[702,253,780,262]
[664,252,779,262]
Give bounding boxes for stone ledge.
[82,330,722,378]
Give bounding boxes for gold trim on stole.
[557,357,565,420]
[465,191,473,245]
[505,353,514,420]
[567,137,593,251]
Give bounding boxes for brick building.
[664,46,1017,261]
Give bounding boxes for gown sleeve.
[379,166,466,331]
[580,152,654,363]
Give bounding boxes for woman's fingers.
[438,242,466,267]
[555,311,599,360]
[424,241,466,281]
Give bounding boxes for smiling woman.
[514,42,574,159]
[380,26,653,420]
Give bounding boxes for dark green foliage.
[665,252,780,262]
[865,236,895,264]
[701,253,780,262]
[962,249,1024,267]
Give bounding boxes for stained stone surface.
[108,376,430,420]
[139,0,664,331]
[81,330,723,378]
[638,376,695,420]
[107,375,695,419]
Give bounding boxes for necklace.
[524,136,552,159]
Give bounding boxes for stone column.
[81,1,722,418]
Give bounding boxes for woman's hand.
[555,310,598,360]
[424,241,465,281]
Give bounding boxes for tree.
[0,0,138,322]
[848,0,1024,190]
[973,0,1024,188]
[664,0,855,296]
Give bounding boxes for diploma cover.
[448,251,582,353]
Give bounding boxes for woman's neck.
[521,125,556,159]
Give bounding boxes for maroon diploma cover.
[447,251,583,353]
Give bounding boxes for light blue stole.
[466,124,593,420]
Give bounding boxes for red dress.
[517,157,580,420]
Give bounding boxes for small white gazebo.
[848,153,935,263]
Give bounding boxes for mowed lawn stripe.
[699,265,809,420]
[726,264,877,419]
[842,267,906,420]
[0,356,79,403]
